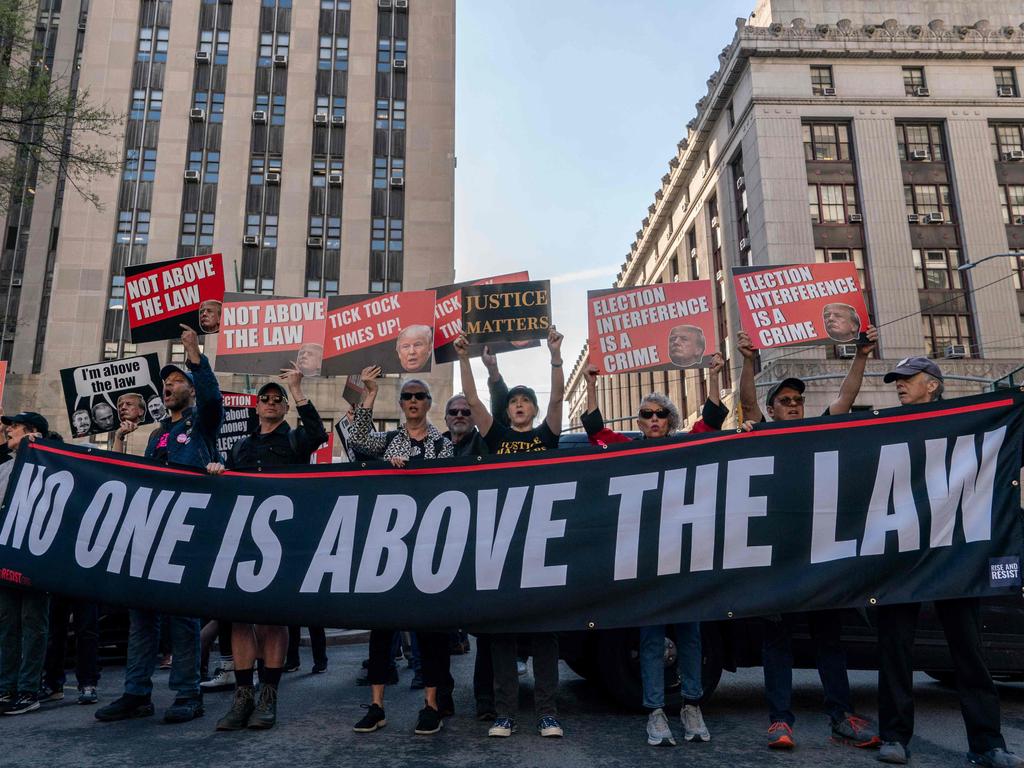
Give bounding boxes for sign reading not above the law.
[125,254,225,343]
[215,293,327,377]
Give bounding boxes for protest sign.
[59,354,163,438]
[342,375,365,408]
[216,293,326,377]
[587,281,717,374]
[0,360,7,409]
[217,392,259,459]
[460,279,551,346]
[322,290,437,376]
[431,271,538,363]
[310,430,334,465]
[732,262,870,350]
[125,254,225,343]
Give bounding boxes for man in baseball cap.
[1,412,49,435]
[881,356,944,405]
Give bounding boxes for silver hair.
[638,392,681,434]
[445,392,468,411]
[924,373,944,400]
[399,378,432,401]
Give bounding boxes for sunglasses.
[447,408,471,417]
[400,391,430,401]
[774,395,805,406]
[638,408,670,420]
[259,394,285,404]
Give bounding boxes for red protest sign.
[587,281,717,374]
[431,271,536,363]
[0,360,7,409]
[732,262,869,350]
[125,254,225,342]
[215,293,327,376]
[310,430,334,465]
[322,290,437,375]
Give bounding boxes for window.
[903,66,926,95]
[708,197,721,250]
[263,215,279,247]
[815,248,867,288]
[808,184,858,223]
[135,211,150,243]
[309,215,324,237]
[921,314,972,358]
[392,99,406,129]
[130,89,146,120]
[913,248,962,290]
[200,29,230,64]
[991,124,1024,160]
[321,0,352,8]
[116,210,132,243]
[904,184,954,221]
[896,124,945,161]
[116,211,150,244]
[245,214,261,238]
[727,102,734,129]
[138,26,169,62]
[377,37,391,71]
[995,68,1019,96]
[108,275,125,309]
[802,123,850,161]
[1000,186,1024,225]
[249,157,265,185]
[124,149,156,182]
[687,228,699,280]
[373,156,388,188]
[810,65,834,95]
[375,99,390,130]
[1010,250,1024,290]
[318,35,349,70]
[326,217,341,249]
[147,90,163,121]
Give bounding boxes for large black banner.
[0,391,1021,631]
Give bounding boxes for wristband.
[551,361,563,368]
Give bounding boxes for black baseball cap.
[257,382,288,400]
[506,385,538,409]
[159,364,195,385]
[883,356,944,383]
[765,377,806,409]
[2,411,49,435]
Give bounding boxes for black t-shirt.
[483,420,558,455]
[407,437,426,462]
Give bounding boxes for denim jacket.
[145,354,223,469]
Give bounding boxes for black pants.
[43,597,99,688]
[878,599,1004,754]
[368,629,449,689]
[473,634,494,710]
[492,632,558,718]
[286,626,326,668]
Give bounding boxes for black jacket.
[227,401,328,469]
[445,426,490,457]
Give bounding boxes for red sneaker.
[831,712,882,748]
[768,720,795,749]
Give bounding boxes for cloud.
[548,264,620,285]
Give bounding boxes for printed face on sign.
[296,343,323,377]
[91,402,117,432]
[822,302,860,343]
[668,324,706,368]
[72,409,92,437]
[396,325,433,372]
[147,395,167,421]
[199,299,222,334]
[116,393,146,424]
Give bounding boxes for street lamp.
[957,252,1020,271]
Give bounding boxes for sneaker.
[2,693,40,716]
[284,661,300,673]
[682,703,711,742]
[768,721,795,749]
[215,687,255,730]
[158,654,173,670]
[832,712,881,748]
[201,661,235,691]
[164,695,204,723]
[538,715,563,737]
[353,703,387,733]
[311,661,328,674]
[410,671,425,690]
[968,748,1024,768]
[516,660,528,676]
[488,716,517,737]
[414,705,443,735]
[78,686,98,705]
[248,686,278,730]
[95,693,154,721]
[877,741,909,764]
[38,683,65,702]
[437,691,455,718]
[646,708,676,746]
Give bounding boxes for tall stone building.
[567,0,1024,429]
[2,0,455,446]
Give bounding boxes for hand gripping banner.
[0,391,1021,632]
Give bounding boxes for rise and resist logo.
[0,567,31,586]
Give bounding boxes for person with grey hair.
[396,324,433,372]
[581,354,728,746]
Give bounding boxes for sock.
[261,667,283,688]
[235,668,255,688]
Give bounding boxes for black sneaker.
[414,705,443,735]
[164,695,204,723]
[95,693,154,721]
[311,661,328,674]
[38,683,64,702]
[353,703,387,733]
[284,661,300,673]
[2,693,40,716]
[78,686,98,705]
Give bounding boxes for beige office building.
[1,0,455,446]
[567,0,1024,429]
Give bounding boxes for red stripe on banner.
[26,397,1015,479]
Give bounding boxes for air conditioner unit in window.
[331,114,346,126]
[710,216,719,228]
[395,0,409,8]
[195,50,211,63]
[914,86,930,97]
[739,237,750,251]
[393,59,407,70]
[907,213,920,223]
[821,86,837,96]
[265,172,281,184]
[390,176,405,187]
[314,113,328,125]
[243,235,260,247]
[307,236,324,248]
[926,212,945,224]
[10,278,22,288]
[1005,149,1024,161]
[252,110,268,124]
[848,213,863,223]
[944,344,966,359]
[735,176,745,191]
[836,344,858,359]
[189,108,206,122]
[909,149,929,161]
[1014,216,1024,225]
[184,170,201,182]
[328,172,343,185]
[690,248,697,259]
[997,86,1016,97]
[273,53,288,67]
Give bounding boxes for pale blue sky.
[453,0,753,414]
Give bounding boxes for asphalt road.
[2,642,1023,768]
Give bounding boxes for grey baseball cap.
[883,356,944,383]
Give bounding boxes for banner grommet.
[869,598,877,605]
[587,621,596,629]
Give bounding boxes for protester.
[96,324,222,725]
[737,326,881,750]
[206,367,327,731]
[582,354,729,745]
[349,368,454,736]
[285,626,328,674]
[42,593,100,705]
[0,413,51,715]
[455,326,567,739]
[875,357,1023,768]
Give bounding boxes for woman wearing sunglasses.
[580,353,728,748]
[349,366,454,737]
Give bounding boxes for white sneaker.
[646,708,676,746]
[201,659,235,690]
[682,703,710,742]
[516,660,528,676]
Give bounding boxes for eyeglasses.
[774,395,805,406]
[447,408,471,417]
[259,394,285,404]
[400,391,430,401]
[638,408,670,420]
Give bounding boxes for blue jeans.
[124,610,200,699]
[0,587,49,695]
[639,623,702,710]
[762,611,850,725]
